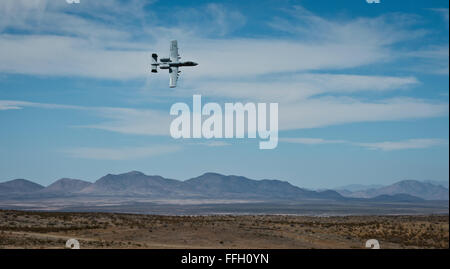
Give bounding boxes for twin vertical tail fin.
[151,53,158,73]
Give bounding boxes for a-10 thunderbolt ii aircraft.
[151,40,198,88]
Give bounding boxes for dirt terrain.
[0,210,448,249]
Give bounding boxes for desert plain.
[0,210,448,249]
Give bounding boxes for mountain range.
[0,171,448,201]
[335,180,449,200]
[0,171,344,201]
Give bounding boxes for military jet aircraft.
[151,40,198,88]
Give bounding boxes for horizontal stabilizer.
[151,53,158,63]
[151,53,158,73]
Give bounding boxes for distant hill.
[0,179,44,194]
[79,171,184,197]
[337,180,448,200]
[40,178,92,194]
[183,172,342,200]
[423,180,449,189]
[335,184,384,192]
[369,194,424,203]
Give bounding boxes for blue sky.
[0,0,448,189]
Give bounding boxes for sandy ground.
[0,210,448,249]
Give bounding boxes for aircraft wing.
[169,67,179,88]
[170,40,179,63]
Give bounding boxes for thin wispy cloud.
[184,73,419,102]
[280,138,346,145]
[280,97,448,130]
[281,137,448,151]
[356,139,449,151]
[63,145,181,160]
[1,97,447,135]
[401,44,450,75]
[430,8,449,25]
[0,100,84,110]
[81,107,170,136]
[0,103,21,110]
[194,141,232,147]
[0,100,170,135]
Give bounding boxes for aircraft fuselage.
[158,61,198,69]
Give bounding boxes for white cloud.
[280,138,346,145]
[282,137,448,151]
[184,39,388,79]
[0,0,150,38]
[0,33,393,79]
[0,100,170,135]
[172,3,246,37]
[0,102,22,110]
[81,107,170,136]
[0,34,149,79]
[63,145,181,160]
[0,100,83,110]
[405,45,449,75]
[1,96,448,135]
[194,141,232,147]
[430,8,449,25]
[0,105,21,110]
[356,139,448,151]
[268,6,425,45]
[279,97,448,130]
[182,73,419,102]
[0,4,448,137]
[0,1,432,79]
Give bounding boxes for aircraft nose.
[193,62,198,66]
